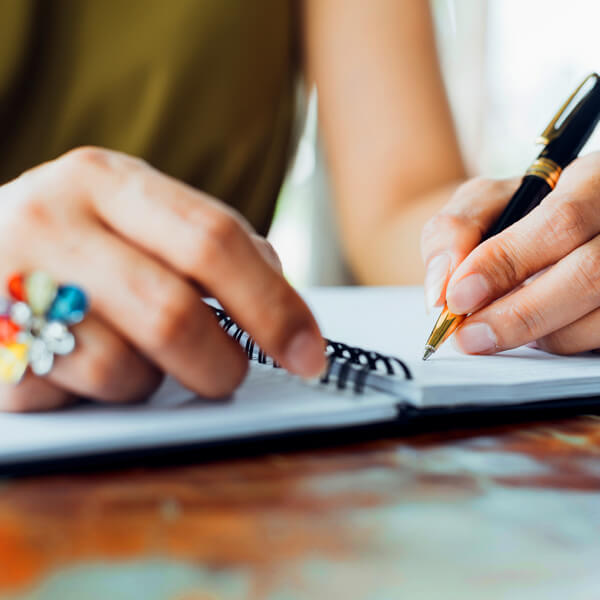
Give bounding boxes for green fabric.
[0,0,298,234]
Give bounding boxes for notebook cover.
[4,394,600,477]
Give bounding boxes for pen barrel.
[483,176,552,241]
[425,308,466,351]
[541,75,600,167]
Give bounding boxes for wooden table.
[1,415,599,599]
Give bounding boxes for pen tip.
[422,345,435,361]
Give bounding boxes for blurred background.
[269,0,600,287]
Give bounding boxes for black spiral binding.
[210,306,412,393]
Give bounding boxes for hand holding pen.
[422,74,600,358]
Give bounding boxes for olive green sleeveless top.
[0,0,298,234]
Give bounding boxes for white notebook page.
[0,368,399,465]
[0,288,408,465]
[1,286,599,465]
[305,287,600,407]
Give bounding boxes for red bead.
[0,316,19,344]
[7,273,26,301]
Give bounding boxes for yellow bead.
[0,342,29,384]
[25,271,57,316]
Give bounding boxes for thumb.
[421,177,520,311]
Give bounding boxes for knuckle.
[505,299,545,338]
[543,197,589,246]
[117,151,148,170]
[189,211,244,271]
[57,147,146,183]
[145,287,193,349]
[9,192,50,231]
[253,236,282,271]
[476,237,521,287]
[574,247,600,299]
[204,210,242,247]
[60,146,112,172]
[119,166,153,200]
[0,190,54,253]
[0,189,59,267]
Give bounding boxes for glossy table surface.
[1,415,600,600]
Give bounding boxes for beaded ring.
[0,272,88,384]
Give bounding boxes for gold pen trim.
[524,157,562,190]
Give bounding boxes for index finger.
[421,177,519,309]
[70,148,326,378]
[446,154,600,316]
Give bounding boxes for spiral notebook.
[2,286,600,470]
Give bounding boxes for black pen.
[423,73,600,360]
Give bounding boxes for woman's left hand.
[421,151,600,355]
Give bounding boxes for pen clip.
[537,73,600,145]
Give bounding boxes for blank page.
[2,286,599,466]
[0,359,398,466]
[305,287,600,407]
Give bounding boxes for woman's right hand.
[0,147,325,412]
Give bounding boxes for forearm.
[342,180,463,285]
[303,0,466,286]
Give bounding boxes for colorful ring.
[0,272,89,384]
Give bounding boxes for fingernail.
[425,254,451,312]
[284,329,326,378]
[455,322,497,354]
[447,273,490,314]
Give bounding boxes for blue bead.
[46,285,89,324]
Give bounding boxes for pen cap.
[540,73,600,167]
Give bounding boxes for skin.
[0,149,325,411]
[310,1,600,358]
[3,0,464,412]
[422,155,600,356]
[303,0,466,285]
[3,1,598,410]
